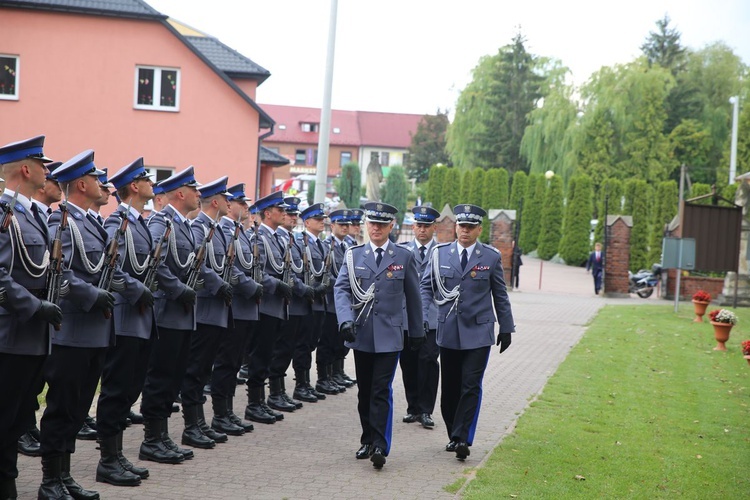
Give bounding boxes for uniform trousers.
[353,350,400,455]
[0,353,45,480]
[211,319,256,400]
[399,329,439,415]
[140,327,191,419]
[439,346,490,445]
[245,314,282,388]
[40,345,107,457]
[181,323,225,407]
[316,312,339,366]
[96,335,153,439]
[293,311,324,374]
[268,315,301,380]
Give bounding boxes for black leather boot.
[128,410,144,425]
[196,403,227,443]
[339,358,357,385]
[181,405,215,449]
[61,453,100,500]
[115,432,148,479]
[315,363,339,395]
[138,418,184,464]
[38,456,73,500]
[293,371,318,403]
[227,395,254,432]
[75,417,97,441]
[279,378,303,409]
[159,418,194,460]
[259,385,284,420]
[267,378,296,412]
[18,430,41,457]
[332,359,355,388]
[96,435,141,486]
[327,364,346,393]
[244,386,276,424]
[211,398,245,436]
[305,370,326,400]
[0,478,17,500]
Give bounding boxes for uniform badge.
[471,271,477,278]
[387,271,393,278]
[73,211,83,220]
[14,203,25,214]
[388,249,393,255]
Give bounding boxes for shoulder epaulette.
[482,243,500,254]
[435,242,452,249]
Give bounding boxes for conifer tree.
[460,169,472,203]
[594,178,624,246]
[427,164,447,209]
[559,175,593,265]
[509,170,527,211]
[383,166,409,226]
[337,162,361,209]
[519,174,544,252]
[537,175,564,260]
[442,168,462,210]
[648,180,678,266]
[623,178,652,271]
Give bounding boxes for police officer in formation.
[399,205,442,429]
[420,204,515,461]
[334,202,425,470]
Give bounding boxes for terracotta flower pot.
[744,354,750,366]
[710,321,732,351]
[692,300,709,322]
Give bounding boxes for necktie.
[31,203,46,228]
[316,238,324,256]
[419,245,426,260]
[46,207,52,216]
[375,248,383,268]
[461,249,468,270]
[274,232,285,251]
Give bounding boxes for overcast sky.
[146,0,750,115]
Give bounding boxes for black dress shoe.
[171,403,180,413]
[420,413,435,428]
[445,440,458,452]
[370,447,386,469]
[355,444,373,459]
[18,431,41,457]
[455,442,470,460]
[128,410,144,425]
[402,413,419,423]
[76,421,98,441]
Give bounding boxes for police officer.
[139,167,202,464]
[40,151,135,500]
[94,158,156,486]
[180,177,235,449]
[290,203,331,403]
[420,204,515,461]
[345,208,363,247]
[399,205,441,429]
[210,183,262,435]
[0,136,60,500]
[243,191,294,424]
[334,202,424,470]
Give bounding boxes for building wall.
[264,142,358,181]
[1,8,262,212]
[358,146,408,185]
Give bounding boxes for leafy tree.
[593,178,623,246]
[469,169,485,206]
[407,110,451,183]
[442,168,462,210]
[575,106,617,189]
[447,32,543,172]
[623,179,652,271]
[426,164,447,209]
[519,173,543,252]
[481,169,506,243]
[307,180,315,206]
[383,166,408,226]
[460,169,472,203]
[688,182,711,204]
[509,170,527,211]
[537,175,564,260]
[668,119,712,178]
[336,162,361,209]
[647,181,678,265]
[560,175,593,265]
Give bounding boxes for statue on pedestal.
[366,152,383,202]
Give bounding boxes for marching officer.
[334,202,424,470]
[210,183,263,435]
[0,136,60,500]
[180,177,235,449]
[399,205,441,429]
[94,158,156,486]
[420,204,515,461]
[40,151,134,500]
[139,167,201,465]
[243,191,294,424]
[345,208,363,247]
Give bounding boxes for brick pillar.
[489,209,516,284]
[435,203,456,243]
[603,215,632,298]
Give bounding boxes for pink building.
[0,0,281,210]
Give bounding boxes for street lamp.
[729,96,739,184]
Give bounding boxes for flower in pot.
[691,290,711,322]
[742,340,750,366]
[709,309,738,351]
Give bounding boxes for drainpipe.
[256,128,274,199]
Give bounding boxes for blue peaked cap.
[110,157,151,189]
[158,166,200,193]
[52,150,105,183]
[254,191,287,211]
[329,209,352,224]
[227,183,250,202]
[0,135,53,165]
[198,176,232,198]
[284,196,301,214]
[348,208,363,222]
[453,204,487,224]
[300,203,326,220]
[364,202,397,222]
[412,205,440,224]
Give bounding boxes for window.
[143,167,173,211]
[380,152,390,166]
[340,151,352,167]
[301,122,319,133]
[134,66,180,111]
[295,150,306,165]
[0,55,19,100]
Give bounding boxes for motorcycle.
[628,263,662,298]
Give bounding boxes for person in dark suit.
[334,202,424,470]
[399,205,441,429]
[0,136,60,500]
[420,204,515,462]
[586,242,604,295]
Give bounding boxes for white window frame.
[133,65,180,112]
[0,54,19,101]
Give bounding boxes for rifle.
[98,199,132,319]
[222,221,241,284]
[280,231,294,319]
[46,188,70,330]
[320,237,335,308]
[251,220,262,304]
[143,218,172,293]
[185,213,220,290]
[302,232,311,286]
[0,187,20,233]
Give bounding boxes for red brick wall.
[490,215,514,283]
[604,218,631,295]
[435,218,456,244]
[664,272,724,301]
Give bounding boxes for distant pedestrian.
[586,242,603,295]
[512,244,523,289]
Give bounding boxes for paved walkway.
[16,257,655,499]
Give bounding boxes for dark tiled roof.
[0,0,165,19]
[185,36,270,83]
[259,146,289,166]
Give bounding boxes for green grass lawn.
[462,304,750,499]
